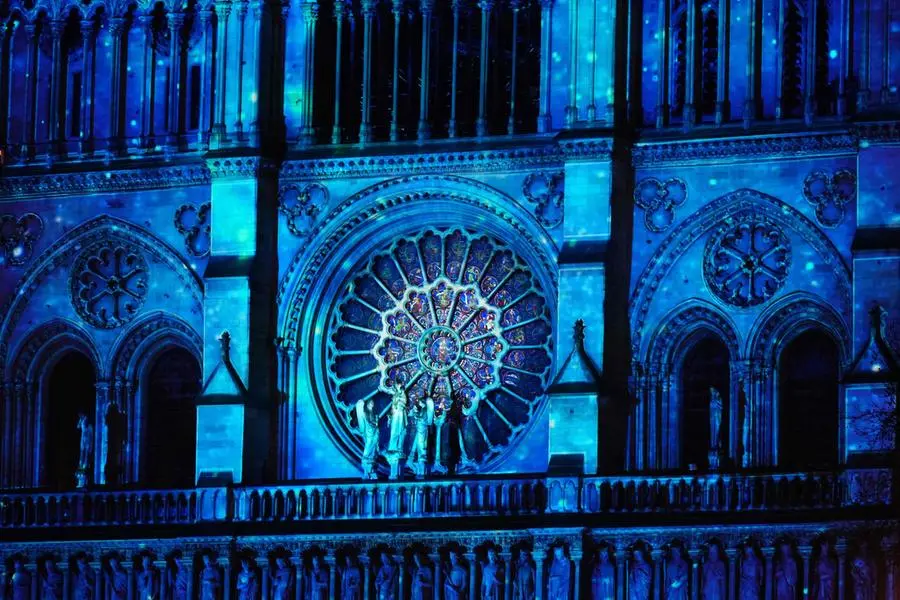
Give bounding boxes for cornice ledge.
[206,156,280,180]
[632,131,858,167]
[852,120,900,143]
[0,164,211,199]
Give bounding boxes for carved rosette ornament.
[328,228,553,473]
[802,169,856,228]
[703,216,791,308]
[174,202,211,257]
[522,172,564,228]
[633,177,688,233]
[279,183,327,237]
[70,241,149,329]
[0,213,44,266]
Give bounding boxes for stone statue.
[432,406,449,475]
[41,559,64,600]
[481,549,502,600]
[408,398,435,479]
[411,554,433,600]
[850,544,876,600]
[740,389,752,468]
[739,547,762,600]
[514,551,535,600]
[306,556,328,600]
[628,550,652,600]
[136,556,157,600]
[590,548,615,600]
[107,557,128,600]
[341,557,362,600]
[11,559,31,600]
[76,413,93,488]
[548,547,570,600]
[200,555,222,600]
[709,387,723,450]
[444,552,468,600]
[272,558,293,600]
[774,544,798,600]
[814,542,836,600]
[170,556,190,600]
[386,386,409,480]
[702,545,726,600]
[375,553,397,600]
[236,558,258,600]
[73,558,96,600]
[356,398,379,480]
[665,547,688,600]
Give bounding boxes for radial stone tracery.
[327,228,553,472]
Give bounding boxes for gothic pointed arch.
[645,300,740,371]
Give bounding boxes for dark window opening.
[189,64,201,131]
[45,351,96,490]
[681,336,730,470]
[70,71,82,138]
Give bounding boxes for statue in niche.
[107,557,128,600]
[236,558,258,600]
[41,558,64,600]
[73,558,96,600]
[271,558,293,600]
[443,551,468,600]
[76,413,93,487]
[408,397,435,479]
[356,398,379,480]
[702,545,726,600]
[739,388,752,468]
[813,541,836,600]
[200,555,222,600]
[104,400,127,485]
[136,556,157,600]
[306,556,328,600]
[11,558,31,600]
[665,547,689,600]
[628,549,652,600]
[411,554,433,600]
[481,549,502,600]
[340,557,362,600]
[548,547,571,600]
[386,385,409,480]
[513,550,535,600]
[774,543,798,600]
[850,543,876,600]
[170,556,190,600]
[739,547,762,600]
[709,388,724,450]
[375,553,397,600]
[590,548,615,600]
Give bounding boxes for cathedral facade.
[0,0,897,599]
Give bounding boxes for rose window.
[703,216,791,308]
[70,241,149,329]
[327,228,553,472]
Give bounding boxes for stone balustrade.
[0,468,891,529]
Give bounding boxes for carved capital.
[108,17,128,37]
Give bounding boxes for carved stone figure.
[356,398,379,480]
[850,545,876,600]
[341,557,362,600]
[411,554,433,600]
[702,545,726,600]
[514,551,535,600]
[307,557,328,600]
[591,548,615,600]
[709,387,723,450]
[814,542,836,600]
[739,547,762,600]
[629,550,652,600]
[665,547,689,600]
[76,413,94,487]
[386,386,409,479]
[408,398,434,479]
[170,557,190,600]
[41,559,63,600]
[11,559,31,600]
[375,553,397,600]
[107,557,128,600]
[104,401,127,486]
[444,552,468,600]
[236,559,257,600]
[272,558,293,600]
[200,555,222,600]
[548,547,570,600]
[136,556,157,600]
[432,408,449,475]
[481,549,502,600]
[73,558,96,600]
[774,544,798,600]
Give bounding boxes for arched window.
[778,330,839,469]
[44,351,96,490]
[143,347,201,488]
[680,336,730,470]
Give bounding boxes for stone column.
[331,0,346,145]
[232,1,248,140]
[475,0,494,137]
[572,551,582,600]
[28,561,37,600]
[290,559,302,600]
[211,0,232,145]
[857,0,871,111]
[507,0,521,134]
[77,18,96,157]
[798,547,811,600]
[688,549,700,600]
[48,18,66,159]
[185,562,194,600]
[682,0,697,129]
[0,23,9,152]
[835,541,846,600]
[714,0,730,125]
[448,0,462,137]
[198,6,214,147]
[762,547,774,600]
[615,545,627,600]
[62,561,71,600]
[20,23,38,161]
[95,381,110,486]
[138,13,156,151]
[802,0,817,125]
[93,561,105,600]
[431,554,442,600]
[742,0,759,128]
[536,0,554,132]
[326,554,337,600]
[361,557,371,600]
[465,554,476,600]
[395,555,405,600]
[107,16,129,157]
[655,0,670,128]
[535,548,546,600]
[127,560,135,600]
[166,11,186,151]
[222,560,232,600]
[389,0,402,141]
[501,553,512,600]
[297,1,318,145]
[882,1,892,103]
[416,0,435,142]
[725,547,737,600]
[358,0,376,143]
[155,561,167,600]
[258,559,270,600]
[881,542,895,600]
[651,550,663,600]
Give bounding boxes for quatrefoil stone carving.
[802,169,856,228]
[0,213,44,267]
[522,172,564,228]
[174,202,211,257]
[279,183,328,237]
[633,177,688,233]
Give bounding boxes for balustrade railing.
[0,469,890,529]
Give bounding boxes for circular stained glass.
[326,228,553,472]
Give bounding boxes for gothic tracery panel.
[326,228,553,472]
[70,240,149,329]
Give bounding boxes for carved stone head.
[141,556,151,570]
[553,547,565,562]
[598,548,609,563]
[487,549,497,564]
[449,552,460,567]
[709,545,720,562]
[203,555,212,567]
[276,558,287,570]
[311,556,321,570]
[633,549,644,563]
